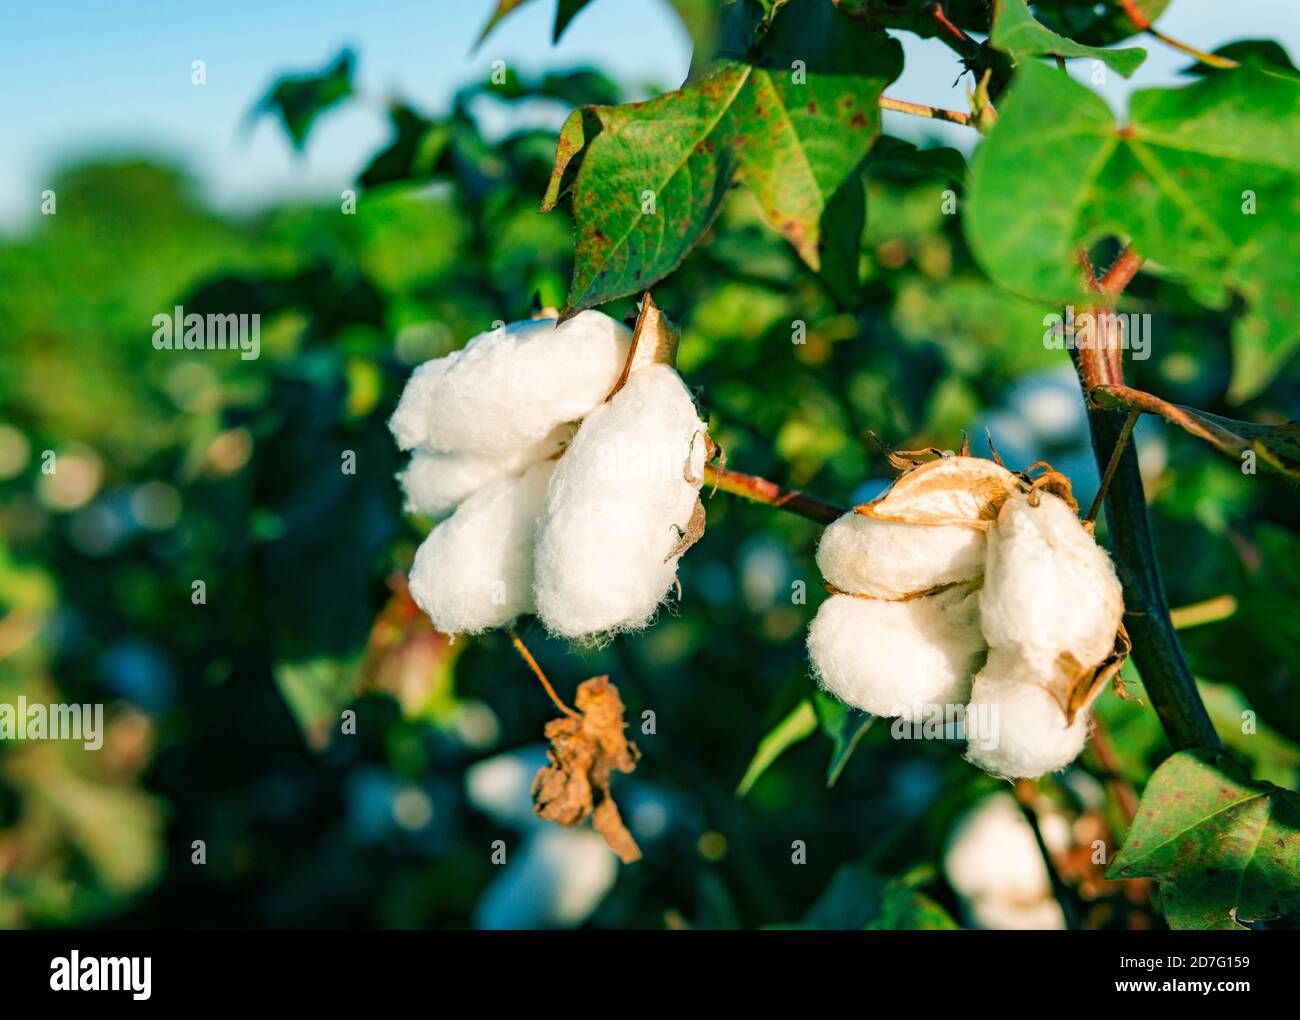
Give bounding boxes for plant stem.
[925,2,980,61]
[507,628,579,719]
[1119,1,1239,69]
[704,465,846,524]
[1014,780,1078,930]
[879,95,972,127]
[1072,248,1222,752]
[1084,410,1139,524]
[1083,410,1220,750]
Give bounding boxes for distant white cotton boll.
[417,311,632,457]
[807,588,985,719]
[964,650,1091,779]
[398,425,573,518]
[944,793,1053,903]
[816,511,987,599]
[408,460,554,635]
[943,793,1066,931]
[980,491,1123,676]
[534,364,706,639]
[389,357,454,452]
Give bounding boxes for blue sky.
[1,0,1296,232]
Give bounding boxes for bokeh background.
[1,0,1298,929]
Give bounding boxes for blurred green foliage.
[1,41,1298,930]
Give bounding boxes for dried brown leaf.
[532,675,642,863]
[665,498,707,562]
[606,292,680,400]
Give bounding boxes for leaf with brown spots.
[544,0,902,314]
[532,675,642,863]
[1109,748,1300,929]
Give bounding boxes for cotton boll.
[980,491,1123,676]
[866,456,1021,526]
[418,311,632,457]
[409,460,554,634]
[807,588,985,719]
[964,650,1091,779]
[944,793,1054,903]
[816,511,987,599]
[398,425,573,518]
[389,357,454,452]
[943,793,1065,931]
[534,364,706,639]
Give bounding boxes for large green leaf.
[991,0,1146,78]
[545,0,903,313]
[1108,749,1300,929]
[965,60,1300,399]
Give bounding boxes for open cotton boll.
[389,357,454,452]
[398,425,573,518]
[943,793,1066,930]
[964,650,1091,779]
[807,588,985,719]
[980,491,1123,675]
[816,511,987,599]
[417,311,632,457]
[533,364,706,639]
[409,460,554,635]
[866,456,1022,526]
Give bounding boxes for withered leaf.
[665,498,707,563]
[532,675,642,863]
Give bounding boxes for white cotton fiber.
[389,357,454,452]
[533,364,706,639]
[980,491,1123,676]
[866,456,1021,526]
[964,650,1091,779]
[816,511,987,599]
[408,460,554,635]
[943,793,1065,931]
[408,311,632,457]
[807,587,986,719]
[398,425,573,518]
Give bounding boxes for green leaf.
[477,0,532,44]
[866,882,961,929]
[736,697,818,797]
[812,690,875,787]
[547,0,902,314]
[991,0,1146,77]
[359,104,451,189]
[1184,40,1300,79]
[866,137,967,186]
[1091,384,1300,482]
[1108,749,1300,929]
[252,49,354,150]
[1032,0,1170,47]
[965,60,1300,399]
[554,0,598,40]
